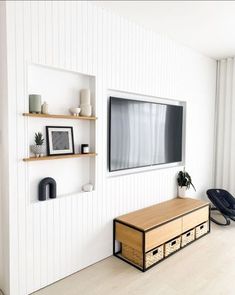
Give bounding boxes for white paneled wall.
[0,2,10,294]
[4,1,216,294]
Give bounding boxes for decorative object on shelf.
[80,104,92,117]
[177,168,196,198]
[29,94,41,113]
[69,107,81,116]
[81,144,89,154]
[31,132,45,157]
[80,89,92,117]
[46,126,74,156]
[82,183,93,192]
[41,101,49,114]
[80,89,91,105]
[38,177,57,201]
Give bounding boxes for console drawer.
[182,206,209,232]
[145,218,182,252]
[122,243,164,268]
[116,222,143,251]
[165,236,181,257]
[196,222,209,238]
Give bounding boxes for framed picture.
[46,126,75,156]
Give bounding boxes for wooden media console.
[113,197,210,271]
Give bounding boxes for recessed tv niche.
[109,96,185,172]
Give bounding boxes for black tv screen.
[109,97,184,172]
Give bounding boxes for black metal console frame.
[113,204,211,272]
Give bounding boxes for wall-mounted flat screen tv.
[109,96,184,172]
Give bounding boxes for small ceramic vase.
[31,144,45,157]
[29,94,41,113]
[41,101,49,114]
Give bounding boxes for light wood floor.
[33,223,235,295]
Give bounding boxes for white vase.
[31,144,45,157]
[178,186,187,198]
[41,101,49,114]
[80,104,92,117]
[80,89,91,105]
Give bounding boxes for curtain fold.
[215,58,235,194]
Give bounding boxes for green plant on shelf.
[34,132,44,145]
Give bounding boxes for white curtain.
[215,58,235,194]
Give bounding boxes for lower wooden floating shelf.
[23,152,97,162]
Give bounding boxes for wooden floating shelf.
[23,153,97,162]
[23,113,97,121]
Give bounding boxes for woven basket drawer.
[196,222,208,239]
[181,229,195,247]
[122,244,143,267]
[146,245,164,268]
[122,243,164,268]
[165,236,181,257]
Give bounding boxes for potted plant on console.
[177,168,196,198]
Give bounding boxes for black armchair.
[207,189,235,226]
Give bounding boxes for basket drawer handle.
[200,225,204,230]
[171,240,176,246]
[152,249,158,255]
[186,232,191,237]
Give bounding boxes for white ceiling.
[93,1,235,60]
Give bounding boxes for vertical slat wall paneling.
[104,10,112,253]
[0,18,6,293]
[96,6,102,232]
[15,1,26,293]
[39,203,47,287]
[70,1,76,72]
[31,1,39,64]
[38,1,45,66]
[33,206,40,291]
[59,200,64,277]
[64,2,69,70]
[58,1,64,69]
[52,1,59,67]
[92,6,99,247]
[5,1,217,294]
[53,200,60,283]
[47,200,54,286]
[101,8,107,240]
[23,2,32,291]
[105,10,112,242]
[45,1,52,66]
[60,199,66,278]
[7,1,19,294]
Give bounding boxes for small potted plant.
[177,168,196,198]
[31,132,45,157]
